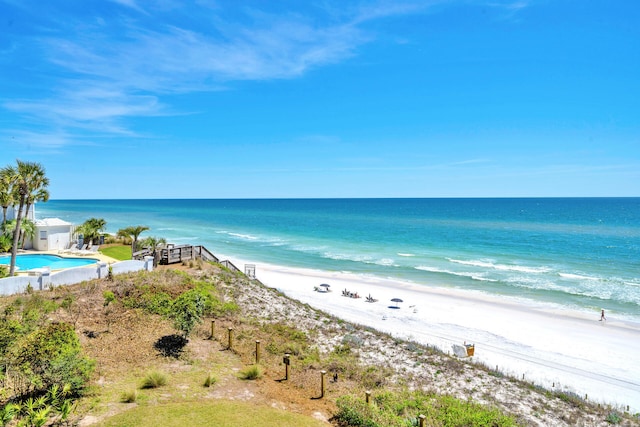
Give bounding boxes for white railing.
[0,256,154,296]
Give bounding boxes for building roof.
[35,218,73,227]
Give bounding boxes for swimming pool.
[0,254,98,271]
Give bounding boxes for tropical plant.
[0,160,49,276]
[0,168,14,228]
[141,235,166,266]
[77,218,107,245]
[117,225,149,257]
[22,164,50,225]
[18,218,36,249]
[0,235,11,253]
[141,235,166,251]
[8,321,95,397]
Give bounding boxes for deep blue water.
[36,198,640,320]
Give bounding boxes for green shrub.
[9,322,95,397]
[238,365,263,380]
[140,371,167,389]
[606,411,621,424]
[171,289,208,337]
[0,402,20,426]
[334,391,518,427]
[103,291,116,306]
[141,292,173,316]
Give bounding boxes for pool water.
[0,254,98,270]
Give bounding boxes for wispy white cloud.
[3,1,433,147]
[108,0,148,15]
[483,0,531,20]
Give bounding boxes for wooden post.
[228,327,233,350]
[320,370,327,398]
[284,353,290,381]
[255,340,261,364]
[418,414,426,427]
[365,390,371,404]
[210,320,215,339]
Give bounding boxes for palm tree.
[19,163,49,249]
[77,218,107,245]
[0,168,15,228]
[0,234,11,253]
[2,219,34,249]
[141,236,166,266]
[18,219,36,249]
[117,225,149,258]
[3,160,49,276]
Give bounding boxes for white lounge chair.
[59,242,76,254]
[73,244,88,255]
[79,245,100,256]
[62,242,79,254]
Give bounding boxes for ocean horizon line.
[45,196,640,202]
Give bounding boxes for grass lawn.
[100,245,132,261]
[97,401,327,427]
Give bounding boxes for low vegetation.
[99,245,131,261]
[140,370,168,389]
[238,364,264,380]
[334,392,517,427]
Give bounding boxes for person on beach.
[600,309,606,321]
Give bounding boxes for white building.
[32,218,75,251]
[5,204,74,251]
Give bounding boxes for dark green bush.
[171,289,208,337]
[335,391,518,427]
[9,322,95,397]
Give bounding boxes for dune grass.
[140,371,167,389]
[100,245,131,261]
[97,401,327,427]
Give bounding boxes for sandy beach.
[230,257,640,412]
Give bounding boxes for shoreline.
[227,255,640,412]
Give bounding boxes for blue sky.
[1,0,638,199]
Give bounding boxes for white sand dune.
[232,257,640,412]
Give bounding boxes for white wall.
[0,257,153,296]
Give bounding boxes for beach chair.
[73,244,88,254]
[59,242,75,254]
[62,242,78,254]
[79,245,100,256]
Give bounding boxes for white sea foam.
[397,253,415,257]
[558,273,598,281]
[227,232,259,240]
[172,236,199,242]
[415,266,498,282]
[447,258,551,274]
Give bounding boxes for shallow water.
[0,254,97,270]
[37,198,640,321]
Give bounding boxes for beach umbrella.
[391,298,403,308]
[320,283,331,289]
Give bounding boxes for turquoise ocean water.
[36,198,640,322]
